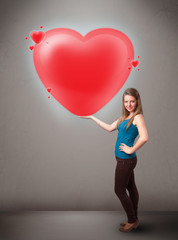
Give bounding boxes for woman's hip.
[115,155,137,169]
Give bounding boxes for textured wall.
[0,0,178,211]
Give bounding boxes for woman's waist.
[115,149,137,159]
[115,139,135,147]
[115,155,137,161]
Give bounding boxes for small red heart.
[30,31,45,44]
[131,60,139,68]
[29,46,34,50]
[47,88,51,93]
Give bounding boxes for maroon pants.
[114,156,139,223]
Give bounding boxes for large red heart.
[33,28,134,116]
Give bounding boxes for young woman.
[79,88,148,232]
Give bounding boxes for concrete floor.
[0,211,177,240]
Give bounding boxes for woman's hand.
[119,143,134,154]
[78,115,93,119]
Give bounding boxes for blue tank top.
[115,118,139,159]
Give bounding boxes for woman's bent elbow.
[108,127,114,132]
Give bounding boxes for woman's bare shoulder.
[135,114,144,119]
[134,114,145,124]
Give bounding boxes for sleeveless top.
[115,118,139,159]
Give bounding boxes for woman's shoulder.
[134,114,144,124]
[135,114,144,120]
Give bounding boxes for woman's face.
[124,95,137,113]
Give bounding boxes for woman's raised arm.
[79,116,120,132]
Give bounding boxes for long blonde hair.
[117,88,143,130]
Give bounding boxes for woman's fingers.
[78,116,91,119]
[119,143,126,151]
[120,143,125,146]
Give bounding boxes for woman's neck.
[126,113,134,119]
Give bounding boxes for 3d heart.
[31,28,134,116]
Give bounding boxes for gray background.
[0,0,178,211]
